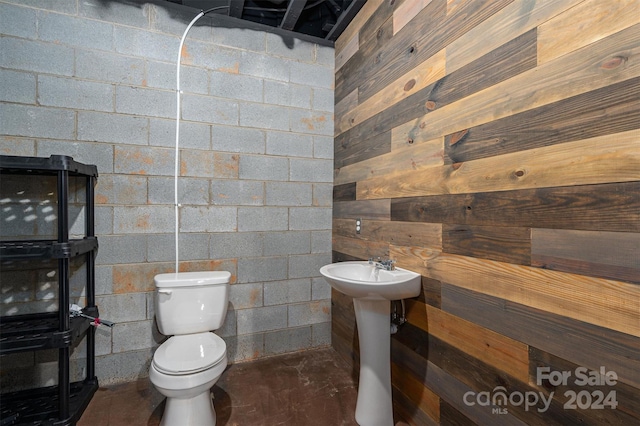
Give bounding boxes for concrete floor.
[78,348,361,426]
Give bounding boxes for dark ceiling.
[165,0,366,45]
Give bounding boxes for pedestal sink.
[320,261,421,426]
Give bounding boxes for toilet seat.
[153,332,226,375]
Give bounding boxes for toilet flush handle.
[158,289,173,295]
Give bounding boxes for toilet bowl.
[150,271,231,426]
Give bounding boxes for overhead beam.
[326,0,366,41]
[228,0,245,18]
[280,0,307,31]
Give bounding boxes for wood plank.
[529,347,640,424]
[334,218,442,249]
[390,182,640,233]
[335,129,391,169]
[333,199,390,220]
[395,24,640,146]
[531,229,640,284]
[445,77,640,163]
[443,224,531,265]
[392,362,440,424]
[538,0,640,65]
[358,130,640,199]
[332,234,388,260]
[357,0,512,104]
[404,300,530,382]
[335,88,359,122]
[438,400,476,426]
[446,0,584,73]
[335,0,384,55]
[440,284,640,389]
[394,0,434,35]
[335,137,443,186]
[393,246,640,337]
[419,276,442,309]
[333,182,357,202]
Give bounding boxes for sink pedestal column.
[353,298,393,426]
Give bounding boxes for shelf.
[0,307,99,355]
[0,238,98,261]
[0,379,99,426]
[0,155,98,178]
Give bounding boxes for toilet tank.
[154,271,231,336]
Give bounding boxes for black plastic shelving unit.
[0,155,100,426]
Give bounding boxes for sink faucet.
[369,257,396,271]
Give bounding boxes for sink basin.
[320,260,422,425]
[319,261,421,300]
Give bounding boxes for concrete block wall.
[0,0,334,387]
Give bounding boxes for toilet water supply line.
[174,7,227,273]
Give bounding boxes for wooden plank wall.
[331,0,640,424]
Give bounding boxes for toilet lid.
[153,333,226,375]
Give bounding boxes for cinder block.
[240,50,289,82]
[95,174,147,205]
[289,109,333,136]
[288,253,331,279]
[312,183,333,207]
[113,206,174,234]
[215,304,236,337]
[1,37,74,76]
[266,33,314,63]
[213,26,265,52]
[288,300,331,327]
[147,61,208,95]
[188,42,241,73]
[266,182,312,207]
[237,207,288,232]
[230,283,263,309]
[214,152,239,178]
[95,206,113,235]
[311,277,331,300]
[147,233,210,262]
[0,137,35,156]
[264,326,312,356]
[96,293,147,323]
[210,71,263,102]
[95,349,154,386]
[313,88,334,113]
[264,80,311,109]
[290,158,333,183]
[210,232,263,259]
[180,150,215,178]
[182,93,239,125]
[150,3,213,41]
[212,126,264,154]
[112,262,169,294]
[80,0,151,29]
[115,25,174,62]
[95,265,113,296]
[312,322,331,347]
[0,69,35,104]
[77,50,145,85]
[239,155,288,181]
[38,11,114,50]
[237,256,288,283]
[311,230,332,253]
[236,305,287,334]
[112,320,154,353]
[3,0,76,13]
[150,118,211,150]
[116,86,175,119]
[313,135,333,159]
[37,140,114,173]
[290,61,333,89]
[1,104,74,139]
[266,131,313,158]
[180,206,237,232]
[263,231,310,256]
[78,111,148,145]
[316,44,335,67]
[38,75,113,112]
[148,176,210,205]
[96,234,147,266]
[212,180,264,206]
[0,3,37,39]
[263,279,311,306]
[239,103,290,132]
[114,145,174,176]
[224,333,264,363]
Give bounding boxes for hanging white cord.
[175,11,204,273]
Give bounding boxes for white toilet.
[149,271,231,426]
